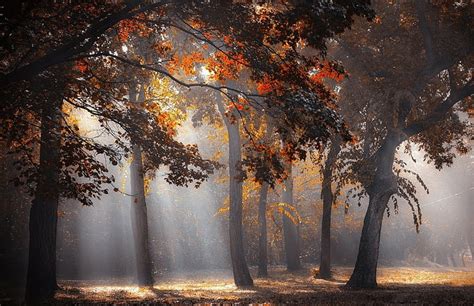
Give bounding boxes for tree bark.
[282,163,301,271]
[346,190,391,288]
[25,97,62,303]
[257,119,273,277]
[346,135,398,289]
[129,85,153,286]
[217,97,253,287]
[257,182,269,277]
[467,196,474,259]
[319,138,341,279]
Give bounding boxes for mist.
[54,116,232,283]
[1,1,473,304]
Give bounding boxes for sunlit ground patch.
[57,285,156,302]
[376,267,474,286]
[55,266,474,303]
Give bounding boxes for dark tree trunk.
[467,198,474,258]
[282,163,301,271]
[25,98,62,303]
[449,252,458,267]
[435,249,448,266]
[346,190,390,288]
[217,98,253,287]
[346,135,398,289]
[257,182,269,277]
[129,85,153,286]
[227,121,253,286]
[319,138,341,279]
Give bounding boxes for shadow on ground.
[3,266,474,304]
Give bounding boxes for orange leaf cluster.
[205,52,247,82]
[117,18,152,42]
[182,52,205,75]
[167,52,205,76]
[74,59,88,73]
[144,102,178,137]
[310,61,345,84]
[256,75,282,95]
[160,114,178,137]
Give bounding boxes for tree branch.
[403,81,474,138]
[0,1,167,87]
[80,52,261,99]
[415,1,435,66]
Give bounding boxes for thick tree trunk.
[129,85,153,286]
[282,163,301,271]
[227,121,253,286]
[467,197,474,258]
[257,182,269,277]
[217,97,253,287]
[346,135,398,289]
[130,144,154,286]
[346,190,390,288]
[319,139,341,279]
[435,249,448,266]
[25,98,62,303]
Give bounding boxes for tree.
[318,137,341,279]
[281,162,302,270]
[329,1,473,288]
[257,181,270,276]
[1,1,375,297]
[256,120,274,277]
[216,93,254,286]
[129,84,154,286]
[25,74,64,302]
[2,10,217,301]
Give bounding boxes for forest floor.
[2,266,474,304]
[53,266,474,304]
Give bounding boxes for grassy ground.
[2,266,474,304]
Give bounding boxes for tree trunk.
[346,191,390,288]
[449,252,457,267]
[435,249,448,266]
[129,85,153,286]
[469,227,474,259]
[319,138,341,279]
[282,163,301,271]
[346,135,398,289]
[217,97,253,287]
[461,250,467,267]
[257,120,273,277]
[25,98,62,303]
[467,197,474,258]
[257,182,269,277]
